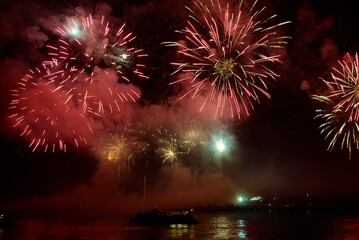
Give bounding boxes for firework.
[104,133,132,162]
[313,99,359,158]
[180,129,207,191]
[104,133,134,184]
[158,140,182,168]
[125,121,152,157]
[165,0,289,119]
[155,127,182,168]
[47,14,148,79]
[124,120,156,197]
[181,129,206,154]
[8,61,93,152]
[313,53,359,158]
[83,68,142,115]
[46,14,148,114]
[210,129,235,158]
[319,53,359,121]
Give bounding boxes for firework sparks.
[313,99,359,158]
[104,133,134,184]
[313,53,359,158]
[48,14,148,78]
[165,0,289,119]
[46,14,148,115]
[158,140,182,168]
[181,129,206,154]
[8,61,93,152]
[104,133,131,162]
[215,138,226,153]
[125,121,152,157]
[155,127,182,168]
[320,53,359,121]
[83,68,142,115]
[210,129,235,159]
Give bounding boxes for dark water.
[1,211,359,239]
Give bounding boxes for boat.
[130,208,199,225]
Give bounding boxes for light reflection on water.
[1,212,359,239]
[209,215,247,239]
[210,216,232,238]
[169,224,195,238]
[237,219,246,239]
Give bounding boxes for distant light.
[121,54,128,60]
[238,197,244,202]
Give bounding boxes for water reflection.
[210,215,248,239]
[169,224,194,238]
[237,219,247,239]
[2,213,359,239]
[211,216,232,238]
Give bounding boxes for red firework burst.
[8,61,93,152]
[165,0,289,119]
[45,14,147,114]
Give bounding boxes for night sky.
[1,0,359,216]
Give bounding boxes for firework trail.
[8,61,93,152]
[46,14,148,115]
[313,53,359,158]
[165,0,289,119]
